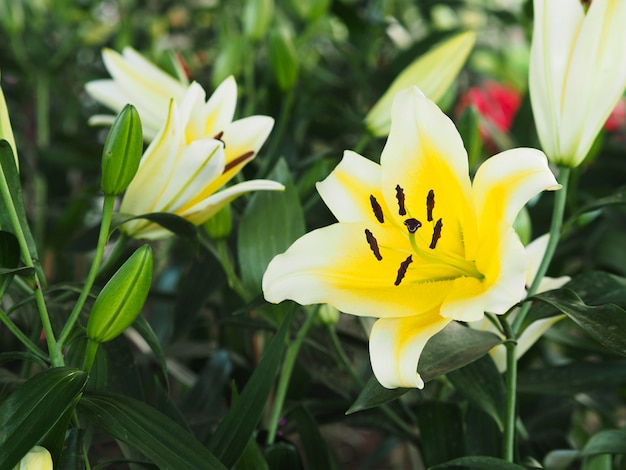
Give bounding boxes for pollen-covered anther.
[394,255,413,286]
[429,218,443,249]
[427,189,435,222]
[370,195,384,223]
[403,218,422,233]
[365,229,383,260]
[395,185,406,216]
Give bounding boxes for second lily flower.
[87,48,284,239]
[263,87,559,389]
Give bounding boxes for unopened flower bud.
[87,245,153,343]
[101,104,143,196]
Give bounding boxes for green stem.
[266,310,317,445]
[0,308,48,361]
[327,325,420,441]
[0,165,61,365]
[58,195,116,347]
[512,166,571,335]
[83,339,100,372]
[500,318,517,462]
[500,166,570,462]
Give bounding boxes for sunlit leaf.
[238,159,305,295]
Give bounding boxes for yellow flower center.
[365,185,484,286]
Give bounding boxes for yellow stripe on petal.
[369,313,450,389]
[262,222,457,319]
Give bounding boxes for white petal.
[369,314,450,389]
[316,150,383,223]
[203,75,238,135]
[472,147,559,230]
[559,0,626,165]
[181,179,284,225]
[529,0,585,162]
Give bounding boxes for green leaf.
[532,289,626,356]
[447,355,506,430]
[346,375,410,414]
[415,401,465,466]
[430,456,527,469]
[582,429,626,457]
[0,367,87,469]
[347,322,502,414]
[58,428,86,470]
[113,212,198,240]
[292,404,337,470]
[237,159,305,295]
[518,361,626,395]
[132,315,169,388]
[420,321,503,382]
[208,307,297,467]
[578,187,626,214]
[233,436,269,470]
[0,141,44,282]
[78,391,226,470]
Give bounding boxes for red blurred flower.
[605,97,626,132]
[458,80,521,134]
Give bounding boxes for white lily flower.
[529,0,626,167]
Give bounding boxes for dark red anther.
[429,218,443,249]
[370,195,384,223]
[395,185,406,216]
[394,255,413,286]
[427,189,435,222]
[365,229,383,260]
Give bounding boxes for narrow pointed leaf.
[208,307,296,467]
[78,391,226,470]
[0,367,87,469]
[447,355,506,430]
[532,289,626,356]
[415,401,465,467]
[346,375,410,414]
[292,404,337,470]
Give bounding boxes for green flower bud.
[243,0,274,41]
[316,304,340,326]
[87,245,153,343]
[203,203,232,240]
[268,26,299,91]
[101,104,143,196]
